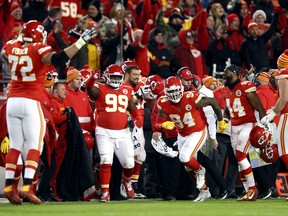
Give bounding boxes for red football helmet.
[83,131,94,150]
[22,20,47,43]
[143,75,164,99]
[177,67,193,80]
[249,124,272,148]
[104,64,124,88]
[80,64,94,80]
[259,143,279,163]
[164,76,184,103]
[120,61,139,73]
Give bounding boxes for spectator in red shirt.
[2,2,24,45]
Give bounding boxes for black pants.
[216,133,238,191]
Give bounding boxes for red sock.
[184,157,201,171]
[131,162,142,182]
[13,164,23,190]
[5,148,21,186]
[99,164,111,190]
[23,149,40,184]
[122,167,133,180]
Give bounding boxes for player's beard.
[225,78,241,90]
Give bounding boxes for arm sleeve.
[203,106,217,139]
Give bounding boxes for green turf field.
[0,198,287,216]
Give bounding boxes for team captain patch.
[185,104,192,111]
[236,90,242,96]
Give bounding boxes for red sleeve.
[214,87,226,109]
[277,8,287,31]
[47,31,58,51]
[190,10,202,31]
[139,0,152,29]
[196,10,208,51]
[151,103,168,132]
[50,100,67,126]
[256,92,268,110]
[243,13,252,30]
[140,21,151,46]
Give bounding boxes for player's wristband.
[75,37,86,49]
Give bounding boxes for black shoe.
[110,194,128,201]
[145,193,162,199]
[216,190,228,200]
[226,189,237,198]
[132,182,138,191]
[176,194,198,200]
[163,196,176,201]
[37,192,55,202]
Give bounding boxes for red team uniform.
[49,0,82,31]
[223,79,258,200]
[275,69,288,158]
[158,91,206,137]
[94,82,133,130]
[224,81,257,126]
[4,41,53,101]
[3,39,52,204]
[91,78,137,201]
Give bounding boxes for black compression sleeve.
[51,51,70,67]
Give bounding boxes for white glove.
[75,28,97,49]
[261,110,276,125]
[151,138,178,158]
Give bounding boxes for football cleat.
[19,185,41,204]
[3,185,22,205]
[100,191,110,202]
[217,189,228,200]
[121,178,135,199]
[193,188,211,202]
[237,188,258,201]
[134,193,146,199]
[195,167,206,190]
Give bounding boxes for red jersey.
[64,85,94,132]
[275,69,288,114]
[256,84,280,125]
[50,95,67,130]
[157,91,206,136]
[41,88,53,111]
[4,40,53,101]
[214,86,226,109]
[49,0,82,31]
[122,81,145,117]
[224,81,257,126]
[93,83,134,130]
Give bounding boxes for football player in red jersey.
[48,0,82,32]
[2,20,96,205]
[223,65,267,201]
[155,76,227,202]
[121,62,146,198]
[84,64,144,202]
[261,68,288,201]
